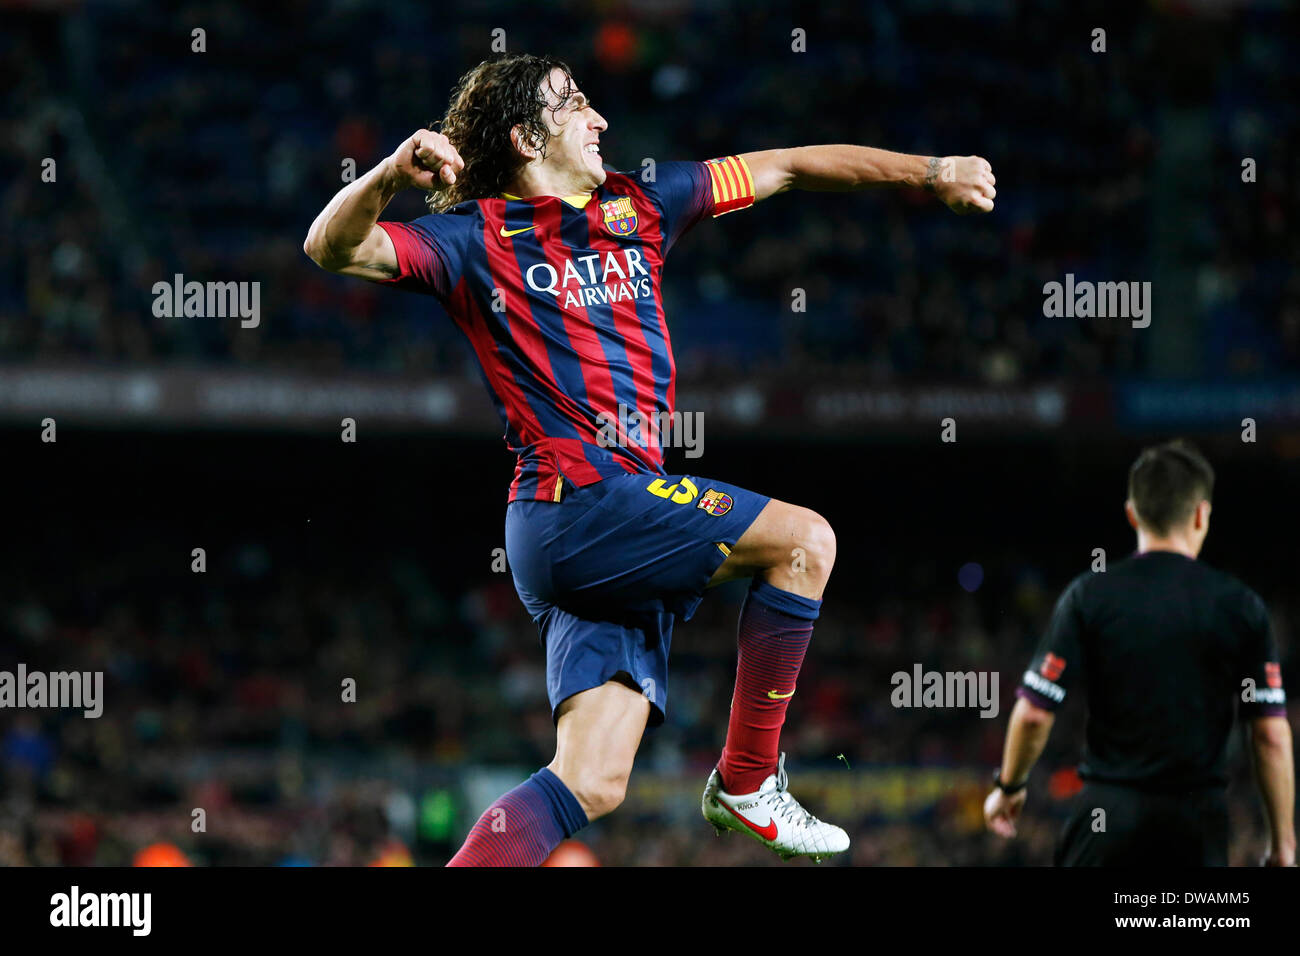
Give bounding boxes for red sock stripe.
[718,593,815,794]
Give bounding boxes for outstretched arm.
[740,146,995,214]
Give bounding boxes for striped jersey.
[376,156,756,502]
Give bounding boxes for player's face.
[538,68,608,190]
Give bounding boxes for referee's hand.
[1262,846,1297,866]
[984,787,1027,838]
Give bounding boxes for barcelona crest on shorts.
[600,196,638,236]
[697,489,734,516]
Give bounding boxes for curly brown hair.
[425,54,576,213]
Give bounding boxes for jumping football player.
[305,53,996,865]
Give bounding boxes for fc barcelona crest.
[697,489,734,516]
[600,196,638,236]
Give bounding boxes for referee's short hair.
[1127,440,1215,535]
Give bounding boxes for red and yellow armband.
[704,155,756,216]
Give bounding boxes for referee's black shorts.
[1055,781,1229,867]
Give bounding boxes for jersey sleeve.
[374,212,472,300]
[639,156,756,251]
[1238,588,1287,719]
[1018,575,1088,712]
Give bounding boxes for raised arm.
[303,130,464,279]
[740,146,995,214]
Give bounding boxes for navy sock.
[447,767,587,867]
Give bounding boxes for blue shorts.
[506,472,769,727]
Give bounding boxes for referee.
[984,440,1295,866]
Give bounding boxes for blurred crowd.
[3,0,1298,383]
[1,534,1291,866]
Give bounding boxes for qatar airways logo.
[525,249,653,310]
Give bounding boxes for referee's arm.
[1239,590,1295,865]
[985,697,1055,838]
[986,578,1082,837]
[1248,716,1296,866]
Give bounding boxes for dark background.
[4,429,1295,865]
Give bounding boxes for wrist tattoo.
[924,156,942,192]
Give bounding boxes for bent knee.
[792,508,836,576]
[568,772,629,821]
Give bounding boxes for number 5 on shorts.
[646,477,698,504]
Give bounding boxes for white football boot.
[701,752,850,862]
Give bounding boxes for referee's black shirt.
[1018,550,1287,791]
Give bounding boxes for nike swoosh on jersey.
[722,802,778,841]
[766,689,795,700]
[499,225,536,237]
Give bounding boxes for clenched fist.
[385,129,465,192]
[928,155,996,214]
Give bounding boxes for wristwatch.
[992,770,1028,795]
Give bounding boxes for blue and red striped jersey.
[376,156,755,502]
